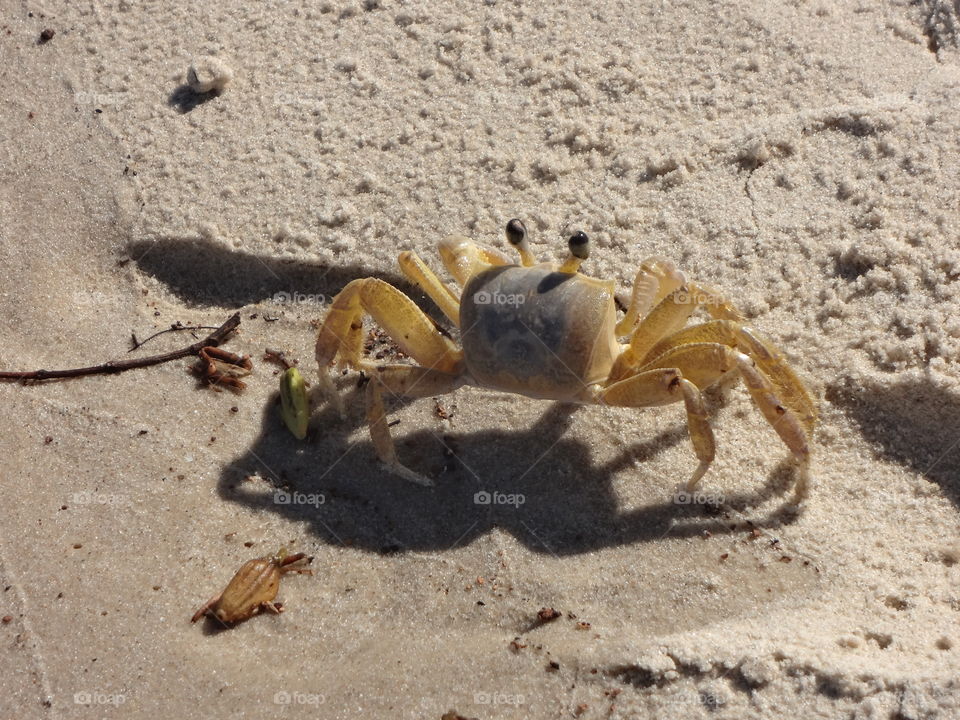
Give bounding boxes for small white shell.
[187,56,233,94]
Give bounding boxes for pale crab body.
[460,265,619,400]
[315,219,817,502]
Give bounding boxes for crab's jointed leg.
[191,592,223,623]
[608,330,814,500]
[366,364,465,485]
[642,331,815,498]
[597,368,717,491]
[316,277,467,483]
[606,265,816,500]
[277,552,313,574]
[398,250,461,327]
[315,277,464,415]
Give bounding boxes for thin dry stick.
[128,321,221,352]
[0,313,241,382]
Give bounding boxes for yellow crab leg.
[609,288,698,381]
[365,364,465,485]
[642,321,817,437]
[316,278,464,414]
[733,327,818,440]
[316,278,462,371]
[640,342,736,389]
[597,368,716,490]
[641,320,740,366]
[610,280,747,381]
[636,341,813,501]
[398,250,461,327]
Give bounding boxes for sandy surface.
[2,0,960,718]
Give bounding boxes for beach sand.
[2,0,959,717]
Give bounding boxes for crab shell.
[460,265,619,400]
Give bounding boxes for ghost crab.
[316,219,817,501]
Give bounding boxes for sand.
[2,0,960,718]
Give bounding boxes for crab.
[191,547,313,625]
[315,219,817,501]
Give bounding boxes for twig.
[263,348,297,370]
[128,321,221,352]
[0,313,241,382]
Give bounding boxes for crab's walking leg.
[398,251,461,327]
[610,282,745,381]
[366,365,465,485]
[277,553,314,577]
[640,341,814,501]
[261,601,283,615]
[598,368,717,491]
[277,552,311,569]
[191,592,223,623]
[315,278,463,415]
[731,351,813,501]
[610,288,697,380]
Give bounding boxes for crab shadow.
[827,375,960,507]
[217,388,803,556]
[167,84,221,114]
[125,237,423,311]
[129,236,803,552]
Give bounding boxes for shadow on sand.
[827,375,960,508]
[129,236,805,555]
[217,389,803,557]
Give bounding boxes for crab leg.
[398,250,461,327]
[610,288,698,380]
[191,591,224,623]
[610,281,746,381]
[731,352,813,500]
[315,278,464,414]
[597,368,717,491]
[365,364,465,485]
[640,324,817,447]
[634,341,814,501]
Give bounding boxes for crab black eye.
[568,230,589,259]
[506,218,527,246]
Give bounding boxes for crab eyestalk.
[559,230,589,273]
[505,218,537,267]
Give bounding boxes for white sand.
[2,0,960,718]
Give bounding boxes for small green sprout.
[280,367,309,439]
